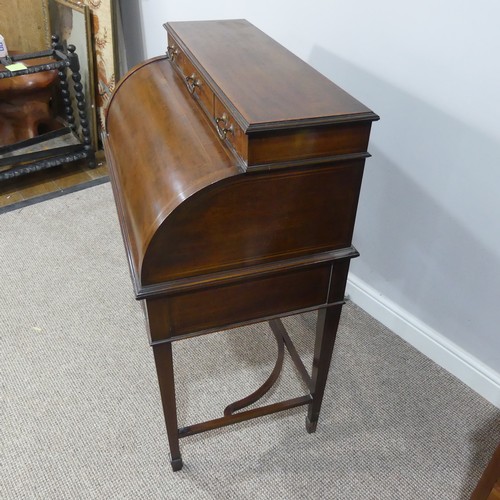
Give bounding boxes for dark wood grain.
[166,21,378,170]
[151,341,183,471]
[178,395,312,438]
[471,442,500,499]
[169,43,214,117]
[306,259,350,432]
[166,20,377,128]
[143,162,364,285]
[246,121,372,166]
[104,57,239,288]
[146,264,331,340]
[0,55,59,146]
[105,20,378,471]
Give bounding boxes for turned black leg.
[53,36,76,132]
[152,342,183,471]
[56,67,76,133]
[67,44,95,167]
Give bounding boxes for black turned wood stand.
[0,35,94,181]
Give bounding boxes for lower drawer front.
[149,265,331,340]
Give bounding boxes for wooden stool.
[0,55,59,146]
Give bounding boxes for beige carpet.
[1,182,499,499]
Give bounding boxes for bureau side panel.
[142,161,365,285]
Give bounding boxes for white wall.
[121,1,500,405]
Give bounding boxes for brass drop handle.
[185,73,200,94]
[166,45,179,60]
[215,113,234,140]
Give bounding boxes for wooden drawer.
[212,95,371,169]
[168,38,213,116]
[165,21,378,172]
[146,264,331,340]
[213,95,248,165]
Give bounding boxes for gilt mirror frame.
[48,0,98,149]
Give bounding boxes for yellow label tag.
[5,62,28,71]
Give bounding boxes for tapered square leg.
[306,258,350,433]
[152,341,183,471]
[306,305,342,432]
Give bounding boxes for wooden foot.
[306,305,342,430]
[305,415,317,434]
[152,341,183,472]
[170,457,183,472]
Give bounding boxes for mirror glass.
[48,0,97,148]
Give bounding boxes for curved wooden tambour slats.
[104,57,239,289]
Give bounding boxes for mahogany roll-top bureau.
[103,19,378,471]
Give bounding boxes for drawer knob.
[215,114,234,140]
[166,45,179,61]
[185,73,200,94]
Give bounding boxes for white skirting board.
[346,273,500,409]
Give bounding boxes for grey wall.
[117,0,146,70]
[122,1,500,381]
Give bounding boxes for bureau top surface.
[165,19,378,130]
